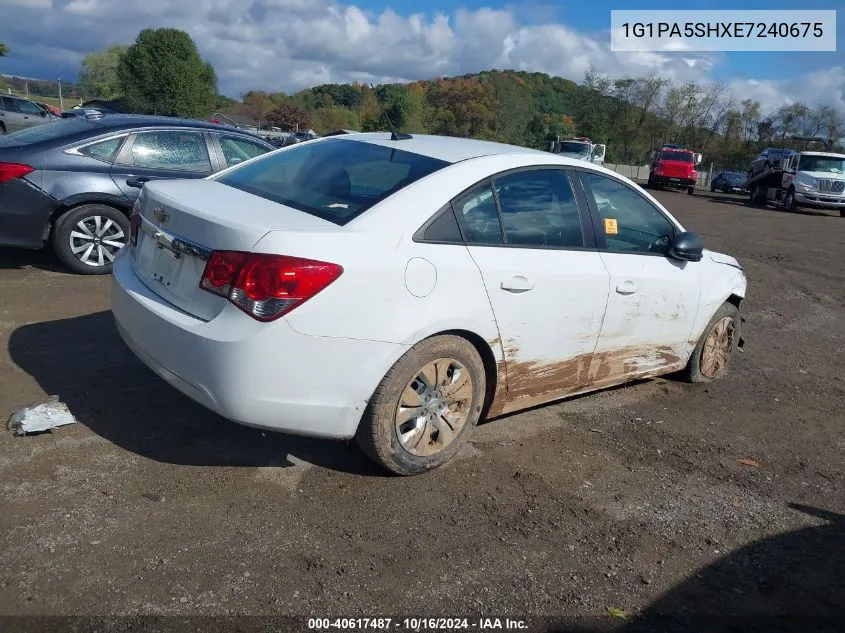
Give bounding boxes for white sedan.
[111,132,747,475]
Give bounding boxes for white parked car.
[111,133,747,475]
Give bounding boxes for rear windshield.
[725,172,746,182]
[215,138,450,225]
[0,117,101,147]
[661,150,694,162]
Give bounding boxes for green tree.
[78,45,126,99]
[117,28,217,118]
[0,42,8,57]
[311,106,359,133]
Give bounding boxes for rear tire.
[683,302,741,384]
[749,184,765,206]
[51,204,129,275]
[355,335,486,476]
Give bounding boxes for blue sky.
[1,0,842,116]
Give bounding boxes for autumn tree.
[266,101,311,131]
[0,42,8,57]
[78,45,126,99]
[117,28,217,118]
[426,78,497,139]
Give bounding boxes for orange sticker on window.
[604,218,618,235]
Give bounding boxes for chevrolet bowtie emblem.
[153,208,170,223]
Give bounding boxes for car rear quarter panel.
[252,230,502,349]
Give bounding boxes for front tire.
[784,187,798,213]
[683,302,741,384]
[355,335,487,476]
[51,204,129,275]
[687,186,695,195]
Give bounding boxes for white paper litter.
[7,396,77,435]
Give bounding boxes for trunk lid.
[131,178,340,321]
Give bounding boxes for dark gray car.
[0,95,58,134]
[0,113,275,274]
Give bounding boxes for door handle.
[126,177,151,188]
[616,280,637,295]
[501,276,534,292]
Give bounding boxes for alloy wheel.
[68,215,127,267]
[700,317,735,379]
[394,358,474,456]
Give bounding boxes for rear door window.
[216,138,449,225]
[128,131,212,173]
[493,169,585,248]
[1,97,20,112]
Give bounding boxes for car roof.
[333,132,551,164]
[0,114,275,153]
[80,113,248,133]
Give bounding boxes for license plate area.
[151,241,184,288]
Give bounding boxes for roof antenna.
[384,112,412,141]
[369,83,412,141]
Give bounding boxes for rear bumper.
[111,254,407,440]
[0,177,57,249]
[795,192,845,208]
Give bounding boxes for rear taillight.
[0,162,34,184]
[200,252,342,321]
[200,251,247,298]
[129,200,142,246]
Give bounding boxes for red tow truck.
[647,144,703,195]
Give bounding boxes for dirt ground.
[1,189,843,632]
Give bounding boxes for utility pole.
[58,75,64,111]
[25,82,29,98]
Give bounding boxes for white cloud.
[726,67,845,116]
[0,0,843,119]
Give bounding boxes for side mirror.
[694,153,703,165]
[668,231,703,262]
[40,110,47,117]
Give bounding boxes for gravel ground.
[0,189,843,632]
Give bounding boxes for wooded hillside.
[223,69,844,170]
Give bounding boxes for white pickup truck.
[549,137,606,166]
[747,150,845,217]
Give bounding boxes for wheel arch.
[48,196,131,237]
[381,326,503,425]
[438,328,500,420]
[726,293,743,310]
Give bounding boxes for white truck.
[746,147,845,218]
[549,136,606,166]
